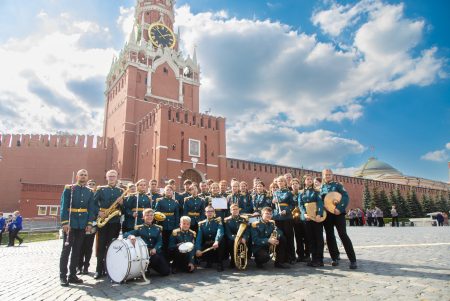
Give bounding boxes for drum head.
[248,217,260,224]
[178,242,194,253]
[106,239,130,283]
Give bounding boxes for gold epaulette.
[224,216,232,222]
[172,228,180,236]
[156,197,163,202]
[154,224,163,230]
[64,184,72,190]
[198,219,207,225]
[189,229,196,238]
[97,185,108,190]
[215,217,222,224]
[240,214,250,221]
[269,220,276,225]
[251,221,259,228]
[135,224,144,229]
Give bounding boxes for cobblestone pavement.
[1,227,449,301]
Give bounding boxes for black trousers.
[0,230,4,245]
[305,221,324,263]
[294,221,310,258]
[60,229,85,278]
[349,218,355,226]
[149,253,170,276]
[8,229,22,246]
[367,217,372,226]
[78,233,95,270]
[323,213,356,262]
[391,216,399,227]
[161,230,172,259]
[199,239,225,265]
[275,219,295,261]
[377,217,384,227]
[170,249,192,272]
[96,222,121,273]
[254,235,287,265]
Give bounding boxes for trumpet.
[269,229,278,260]
[292,207,301,222]
[97,189,129,228]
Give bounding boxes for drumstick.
[134,193,139,229]
[199,246,215,255]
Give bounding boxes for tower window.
[163,67,168,74]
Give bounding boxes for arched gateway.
[181,169,203,185]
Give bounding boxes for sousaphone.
[305,202,327,222]
[324,192,342,214]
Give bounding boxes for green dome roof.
[354,157,402,178]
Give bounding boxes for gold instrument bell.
[154,212,167,222]
[292,207,301,222]
[324,192,342,214]
[305,202,327,222]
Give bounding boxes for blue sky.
[0,0,448,182]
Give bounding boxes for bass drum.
[106,237,149,283]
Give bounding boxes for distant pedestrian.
[0,212,6,245]
[436,212,444,227]
[391,205,399,227]
[8,211,23,246]
[375,207,384,227]
[348,209,356,226]
[366,209,373,226]
[356,208,363,226]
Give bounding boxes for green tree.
[371,186,379,209]
[407,189,423,218]
[436,192,449,213]
[362,182,372,210]
[421,194,434,215]
[378,189,391,216]
[395,187,409,218]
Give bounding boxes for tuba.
[97,189,129,228]
[233,216,249,270]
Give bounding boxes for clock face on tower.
[148,23,176,49]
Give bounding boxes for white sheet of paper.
[211,197,227,209]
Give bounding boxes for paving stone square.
[0,227,449,300]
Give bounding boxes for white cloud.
[0,12,116,134]
[117,6,135,41]
[174,2,444,169]
[421,143,450,162]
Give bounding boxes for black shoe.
[311,261,324,267]
[349,261,357,269]
[171,265,178,274]
[18,240,23,246]
[256,263,265,269]
[82,267,89,275]
[217,264,224,272]
[228,263,236,269]
[93,272,103,279]
[206,262,212,268]
[307,261,313,267]
[289,260,296,265]
[60,277,69,287]
[68,275,83,284]
[274,263,290,269]
[331,259,339,266]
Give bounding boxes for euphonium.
[269,229,278,260]
[233,216,249,270]
[97,189,129,228]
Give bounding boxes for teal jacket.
[250,220,282,253]
[195,217,224,250]
[320,181,349,213]
[154,197,180,231]
[224,215,249,241]
[272,188,295,221]
[147,192,161,209]
[169,228,196,264]
[94,185,124,224]
[122,193,151,229]
[252,193,272,213]
[123,223,163,253]
[60,184,95,229]
[183,196,206,226]
[299,187,324,220]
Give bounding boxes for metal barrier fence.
[22,216,60,232]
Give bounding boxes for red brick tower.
[103,0,226,186]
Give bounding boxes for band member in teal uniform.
[148,179,161,209]
[93,169,124,279]
[252,181,272,214]
[224,203,249,268]
[272,176,296,264]
[251,207,289,269]
[154,185,180,258]
[238,181,254,214]
[123,208,170,276]
[198,181,210,198]
[169,216,196,273]
[59,169,95,286]
[176,179,192,216]
[321,169,357,269]
[219,180,229,197]
[195,205,225,271]
[227,181,251,215]
[299,175,324,267]
[205,183,228,221]
[291,178,310,262]
[183,184,206,233]
[122,179,151,233]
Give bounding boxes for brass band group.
[59,168,357,287]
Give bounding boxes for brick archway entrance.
[181,169,203,185]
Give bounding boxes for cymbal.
[324,192,342,214]
[305,202,327,222]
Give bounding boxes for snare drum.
[178,242,194,253]
[106,237,149,283]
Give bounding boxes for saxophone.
[97,189,129,228]
[269,228,278,260]
[233,216,249,270]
